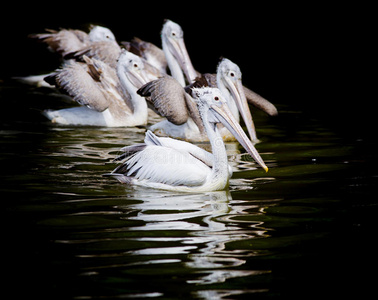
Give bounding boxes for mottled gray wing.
[134,37,167,73]
[64,41,121,68]
[30,29,90,55]
[192,73,278,116]
[137,75,189,125]
[125,37,167,73]
[46,59,110,112]
[122,39,164,79]
[244,87,278,116]
[84,56,133,116]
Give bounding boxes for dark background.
[1,3,375,139]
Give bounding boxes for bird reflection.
[116,189,273,285]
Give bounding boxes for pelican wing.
[137,76,189,125]
[114,131,213,167]
[46,59,110,112]
[125,37,167,74]
[30,29,89,55]
[146,133,214,168]
[191,73,278,116]
[244,87,278,116]
[64,41,121,68]
[122,145,209,186]
[113,144,147,162]
[84,56,133,115]
[109,131,212,186]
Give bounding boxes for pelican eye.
[134,63,138,68]
[230,72,235,77]
[214,96,219,101]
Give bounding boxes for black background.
[1,3,375,139]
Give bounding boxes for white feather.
[125,145,210,186]
[13,74,54,88]
[43,107,107,126]
[149,136,214,167]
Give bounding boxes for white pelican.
[137,58,257,142]
[105,87,268,192]
[160,20,198,86]
[199,58,258,141]
[43,50,150,127]
[29,25,116,56]
[161,20,278,116]
[17,25,117,87]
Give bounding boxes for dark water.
[1,81,377,299]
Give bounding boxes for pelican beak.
[126,68,150,89]
[210,102,268,172]
[225,77,258,141]
[168,37,197,83]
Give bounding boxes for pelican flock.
[22,19,278,192]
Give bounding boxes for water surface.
[1,82,377,299]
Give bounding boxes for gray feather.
[244,87,278,116]
[137,76,189,125]
[53,59,110,112]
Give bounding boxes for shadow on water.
[2,82,378,299]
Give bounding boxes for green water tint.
[2,83,376,299]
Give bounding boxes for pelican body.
[106,87,268,192]
[44,50,150,127]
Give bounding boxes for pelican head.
[162,19,184,41]
[192,87,268,172]
[217,58,257,141]
[89,25,116,42]
[117,50,150,88]
[161,20,197,84]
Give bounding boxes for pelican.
[105,87,268,192]
[161,20,277,117]
[17,25,117,87]
[199,58,258,141]
[137,58,256,142]
[43,50,150,126]
[29,25,115,56]
[161,20,198,86]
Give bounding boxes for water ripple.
[3,89,363,299]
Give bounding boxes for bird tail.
[144,130,162,146]
[102,173,133,184]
